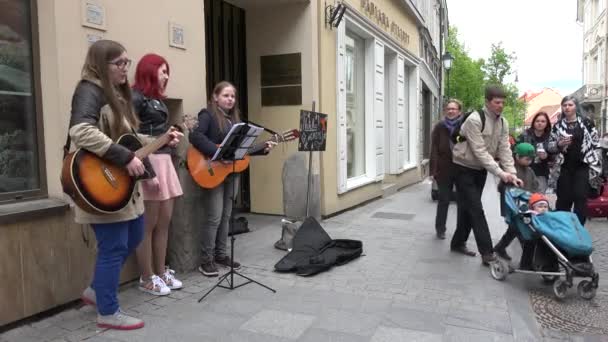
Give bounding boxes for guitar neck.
[134,134,171,159]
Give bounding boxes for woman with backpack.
[430,99,462,240]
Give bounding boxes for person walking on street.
[547,96,601,225]
[517,111,553,193]
[450,85,523,266]
[430,99,462,240]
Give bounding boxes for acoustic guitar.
[187,129,299,189]
[61,129,178,214]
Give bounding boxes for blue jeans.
[91,215,144,315]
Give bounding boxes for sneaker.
[215,256,241,270]
[138,275,171,296]
[436,231,446,240]
[161,267,183,290]
[97,309,144,330]
[81,286,96,306]
[494,247,512,261]
[198,262,219,277]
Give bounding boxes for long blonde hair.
[82,40,138,139]
[209,81,241,132]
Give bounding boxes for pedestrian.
[430,99,462,240]
[132,53,184,296]
[547,96,601,225]
[72,40,178,330]
[494,142,540,261]
[450,85,523,266]
[516,111,553,193]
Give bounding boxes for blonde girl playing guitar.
[189,81,276,277]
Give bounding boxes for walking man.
[450,85,523,265]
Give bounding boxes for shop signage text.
[360,0,411,47]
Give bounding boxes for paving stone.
[370,326,442,342]
[167,289,192,300]
[297,328,370,342]
[382,306,446,334]
[446,308,512,335]
[54,317,91,332]
[313,309,381,337]
[443,325,515,342]
[180,285,208,294]
[128,302,162,314]
[240,309,315,339]
[63,323,103,342]
[147,296,179,307]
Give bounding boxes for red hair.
[132,53,169,99]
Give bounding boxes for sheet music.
[211,122,264,161]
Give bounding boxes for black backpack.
[450,109,504,144]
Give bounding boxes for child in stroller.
[490,188,600,300]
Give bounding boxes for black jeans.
[450,165,493,256]
[434,171,457,234]
[494,224,518,251]
[556,164,589,225]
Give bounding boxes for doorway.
[204,0,250,209]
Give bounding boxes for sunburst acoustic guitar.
[61,128,179,214]
[187,129,299,189]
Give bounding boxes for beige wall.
[344,0,419,55]
[246,2,318,215]
[318,0,421,215]
[38,0,207,199]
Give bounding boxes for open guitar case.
[274,216,363,277]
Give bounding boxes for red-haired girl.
[132,53,184,295]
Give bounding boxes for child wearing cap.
[528,192,550,215]
[494,142,541,261]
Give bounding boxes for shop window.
[345,31,366,179]
[0,0,45,201]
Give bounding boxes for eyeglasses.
[108,58,132,69]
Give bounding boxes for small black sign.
[298,110,328,152]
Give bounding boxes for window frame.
[0,0,47,203]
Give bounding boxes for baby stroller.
[490,187,599,300]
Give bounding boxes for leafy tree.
[482,43,516,85]
[483,43,525,132]
[445,27,485,111]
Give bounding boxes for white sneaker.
[81,286,96,306]
[161,267,183,290]
[138,275,171,296]
[97,309,144,330]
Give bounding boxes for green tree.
[482,43,516,85]
[482,43,525,132]
[445,26,485,111]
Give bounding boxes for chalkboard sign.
[298,110,327,152]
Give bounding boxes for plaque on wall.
[260,53,302,106]
[81,0,106,31]
[298,110,328,152]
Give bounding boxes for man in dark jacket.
[430,99,462,239]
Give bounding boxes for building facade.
[575,0,608,134]
[0,0,447,324]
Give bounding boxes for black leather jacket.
[133,89,171,154]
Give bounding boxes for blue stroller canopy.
[503,188,593,257]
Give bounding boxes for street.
[2,176,607,342]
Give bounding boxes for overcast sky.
[448,0,583,96]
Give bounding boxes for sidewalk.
[2,177,607,342]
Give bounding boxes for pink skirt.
[141,154,183,201]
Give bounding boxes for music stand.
[199,123,276,302]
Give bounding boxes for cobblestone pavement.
[2,177,607,342]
